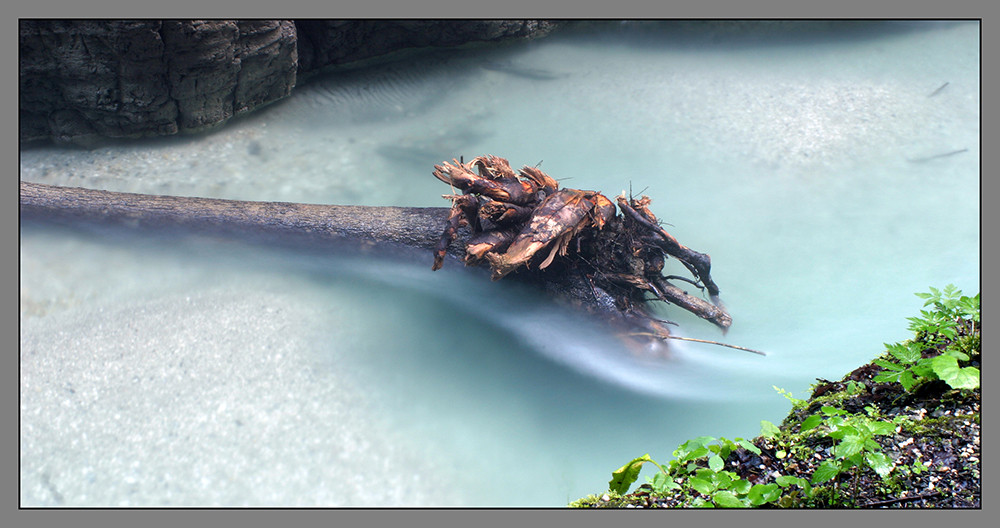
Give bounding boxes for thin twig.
[863,491,942,508]
[629,332,767,356]
[928,81,949,97]
[662,274,704,290]
[906,148,968,163]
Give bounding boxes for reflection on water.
[19,21,979,506]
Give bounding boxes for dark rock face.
[19,19,558,147]
[20,20,298,147]
[21,20,174,146]
[294,20,559,77]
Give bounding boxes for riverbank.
[571,286,981,508]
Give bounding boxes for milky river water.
[20,21,979,506]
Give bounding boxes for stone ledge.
[19,19,560,147]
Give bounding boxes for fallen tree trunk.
[19,180,450,252]
[19,180,622,317]
[20,180,753,355]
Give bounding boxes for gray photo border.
[7,1,992,528]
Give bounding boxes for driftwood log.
[20,180,757,355]
[19,181,449,251]
[18,179,611,305]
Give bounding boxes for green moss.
[897,412,979,438]
[569,491,635,508]
[567,494,603,508]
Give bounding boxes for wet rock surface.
[294,20,559,79]
[19,20,298,147]
[19,19,559,147]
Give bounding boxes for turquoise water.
[20,21,979,506]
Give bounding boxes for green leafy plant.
[759,420,781,439]
[609,454,673,495]
[773,386,806,407]
[590,286,979,509]
[800,405,901,504]
[915,284,979,321]
[873,342,979,390]
[873,285,980,391]
[610,435,786,508]
[774,475,812,507]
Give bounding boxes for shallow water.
[20,21,979,506]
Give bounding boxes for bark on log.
[19,180,449,253]
[19,180,618,314]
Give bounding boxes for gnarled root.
[431,155,733,342]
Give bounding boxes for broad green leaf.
[958,295,980,321]
[870,421,896,436]
[775,475,811,496]
[898,370,916,391]
[649,471,680,492]
[825,417,846,433]
[731,478,752,495]
[775,475,805,488]
[952,366,980,389]
[800,414,823,432]
[681,446,709,462]
[886,342,921,364]
[836,424,858,436]
[873,371,902,384]
[713,470,733,489]
[907,316,931,332]
[845,452,865,469]
[943,349,970,361]
[821,406,846,416]
[712,490,747,508]
[759,421,780,439]
[609,454,651,494]
[708,454,724,472]
[912,359,936,379]
[937,324,958,340]
[774,475,795,487]
[747,483,781,505]
[716,440,736,460]
[738,438,762,455]
[865,452,894,478]
[835,434,865,459]
[811,461,841,484]
[873,359,904,372]
[931,355,980,390]
[674,437,714,460]
[689,476,717,495]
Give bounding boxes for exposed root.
[431,155,734,342]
